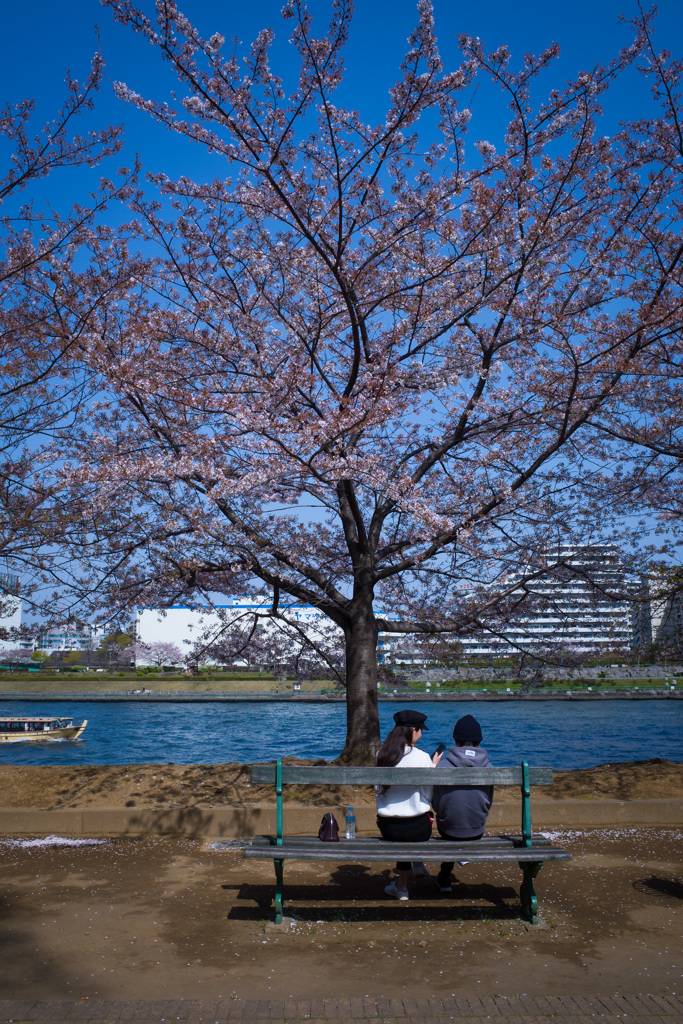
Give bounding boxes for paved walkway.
[0,995,681,1023]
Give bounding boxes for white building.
[648,582,683,649]
[136,598,342,667]
[455,545,648,658]
[35,621,104,655]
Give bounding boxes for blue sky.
[2,0,682,206]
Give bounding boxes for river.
[0,699,680,768]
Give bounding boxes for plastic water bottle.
[345,805,356,840]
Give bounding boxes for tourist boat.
[0,716,87,742]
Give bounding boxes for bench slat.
[243,850,570,862]
[240,835,571,863]
[242,831,552,847]
[242,835,557,851]
[250,765,553,786]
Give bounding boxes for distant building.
[36,621,103,655]
[136,547,653,670]
[136,599,340,667]
[648,583,683,650]
[455,545,648,658]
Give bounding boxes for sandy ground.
[0,828,681,1002]
[1,758,682,809]
[0,761,681,1003]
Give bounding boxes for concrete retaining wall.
[0,799,680,837]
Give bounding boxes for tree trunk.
[338,597,381,764]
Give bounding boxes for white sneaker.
[458,860,470,866]
[384,881,409,900]
[411,861,430,878]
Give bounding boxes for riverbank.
[0,689,681,701]
[1,664,681,700]
[1,757,681,809]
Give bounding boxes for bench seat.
[243,834,571,862]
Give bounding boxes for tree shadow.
[0,894,77,998]
[122,805,265,837]
[633,875,683,900]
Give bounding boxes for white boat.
[0,716,87,742]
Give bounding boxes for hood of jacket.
[444,745,490,768]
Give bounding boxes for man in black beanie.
[431,714,494,892]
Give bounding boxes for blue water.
[0,700,680,768]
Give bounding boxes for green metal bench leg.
[519,861,542,924]
[274,858,284,924]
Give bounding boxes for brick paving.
[0,994,681,1023]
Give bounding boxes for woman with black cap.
[375,708,443,900]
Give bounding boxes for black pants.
[378,811,432,870]
[438,831,483,877]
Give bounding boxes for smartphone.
[432,742,446,758]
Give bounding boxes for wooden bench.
[227,760,572,925]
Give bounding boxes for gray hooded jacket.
[432,745,494,838]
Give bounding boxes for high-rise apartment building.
[457,545,648,658]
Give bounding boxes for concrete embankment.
[0,690,681,701]
[0,798,681,837]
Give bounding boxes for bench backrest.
[251,765,553,786]
[251,760,553,849]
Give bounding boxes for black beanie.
[452,714,482,744]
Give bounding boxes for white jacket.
[376,744,434,817]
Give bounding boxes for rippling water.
[0,699,680,768]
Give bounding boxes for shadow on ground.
[633,875,683,900]
[224,862,522,922]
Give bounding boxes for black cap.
[393,709,429,730]
[452,714,482,744]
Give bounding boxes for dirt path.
[0,826,680,1002]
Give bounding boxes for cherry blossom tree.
[135,640,184,668]
[0,53,131,609]
[45,0,683,759]
[576,15,683,616]
[0,647,31,669]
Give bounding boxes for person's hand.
[432,750,443,765]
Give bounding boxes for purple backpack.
[318,812,340,842]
